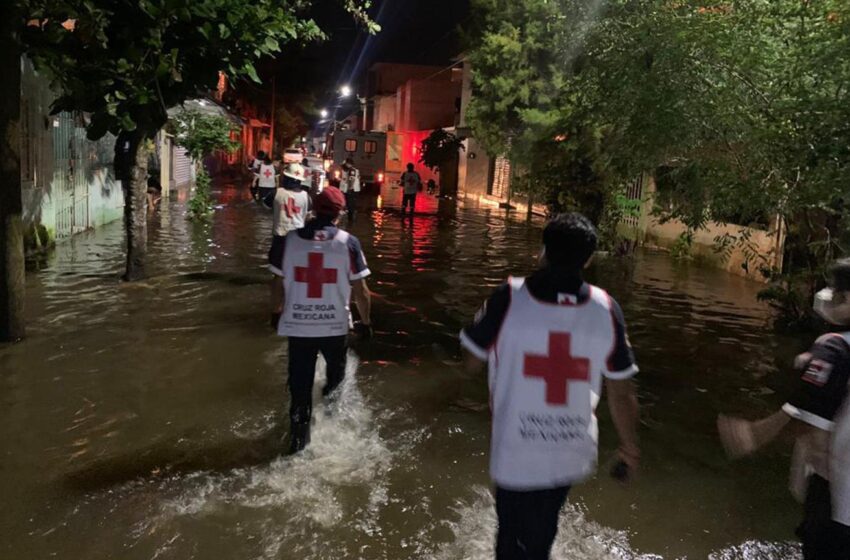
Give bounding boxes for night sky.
[264,0,471,104]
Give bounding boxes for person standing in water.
[269,187,373,454]
[399,163,421,216]
[460,212,641,560]
[339,157,361,222]
[255,154,278,205]
[719,258,850,559]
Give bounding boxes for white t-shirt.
[257,163,277,189]
[272,188,311,237]
[340,168,360,193]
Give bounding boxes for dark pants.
[345,190,357,221]
[402,193,416,213]
[259,187,275,208]
[798,475,850,560]
[495,486,571,560]
[287,336,348,427]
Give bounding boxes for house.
[19,57,125,253]
[364,62,463,193]
[455,57,544,216]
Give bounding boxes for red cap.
[315,186,346,217]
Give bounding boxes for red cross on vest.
[263,168,273,179]
[294,252,338,299]
[523,332,590,406]
[284,197,302,218]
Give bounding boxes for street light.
[340,85,352,98]
[320,109,329,119]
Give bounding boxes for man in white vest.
[460,212,640,560]
[270,186,372,454]
[720,258,850,559]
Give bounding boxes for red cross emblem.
[284,198,302,218]
[263,169,273,179]
[523,333,590,406]
[294,252,338,299]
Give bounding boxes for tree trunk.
[121,133,151,281]
[0,7,26,342]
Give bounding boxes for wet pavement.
[0,184,809,559]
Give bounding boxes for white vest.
[829,333,850,525]
[278,229,353,338]
[489,278,618,490]
[257,163,276,188]
[272,189,310,237]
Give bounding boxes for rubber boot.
[288,421,311,455]
[288,402,312,455]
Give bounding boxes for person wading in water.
[460,212,641,560]
[269,186,373,454]
[720,258,850,560]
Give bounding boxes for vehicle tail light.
[334,170,341,179]
[376,172,384,183]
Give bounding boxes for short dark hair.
[542,212,598,271]
[257,151,266,159]
[830,258,850,292]
[407,163,415,171]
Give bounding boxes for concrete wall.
[372,95,397,132]
[20,58,124,252]
[368,63,444,96]
[630,176,784,281]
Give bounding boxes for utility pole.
[361,96,369,132]
[269,75,276,156]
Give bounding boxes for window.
[364,140,377,154]
[344,139,357,153]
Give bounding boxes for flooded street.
[1,184,809,559]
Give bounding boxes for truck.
[324,130,387,192]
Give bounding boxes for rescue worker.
[719,258,850,559]
[269,187,373,454]
[269,162,312,321]
[460,212,641,560]
[339,157,361,222]
[248,150,266,200]
[399,163,421,215]
[255,154,277,205]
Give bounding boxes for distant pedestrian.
[248,150,266,200]
[399,163,421,215]
[719,258,850,560]
[255,154,277,205]
[427,178,437,196]
[339,157,361,222]
[460,212,640,560]
[269,186,373,454]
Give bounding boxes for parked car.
[283,148,303,164]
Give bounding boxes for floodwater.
[0,184,810,559]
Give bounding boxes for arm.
[459,283,511,373]
[352,278,371,325]
[606,378,640,470]
[271,277,284,315]
[720,337,850,458]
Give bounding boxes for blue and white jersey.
[461,273,637,491]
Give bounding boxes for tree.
[17,0,377,281]
[420,129,465,193]
[467,0,850,323]
[0,3,25,341]
[170,110,240,220]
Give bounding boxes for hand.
[717,415,757,458]
[614,445,640,483]
[270,312,281,329]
